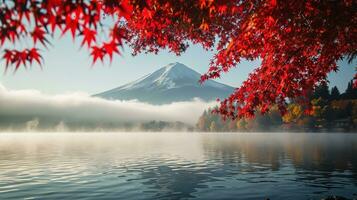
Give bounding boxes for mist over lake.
[0,132,356,200]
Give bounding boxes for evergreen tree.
[312,83,330,100]
[342,80,357,99]
[330,86,341,100]
[345,81,353,99]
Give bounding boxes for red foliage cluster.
[0,0,130,66]
[0,0,356,118]
[3,48,42,70]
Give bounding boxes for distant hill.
[94,62,235,104]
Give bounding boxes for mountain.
[95,62,235,104]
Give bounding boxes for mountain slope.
[95,62,235,104]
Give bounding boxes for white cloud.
[0,84,216,126]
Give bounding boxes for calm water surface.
[0,132,356,200]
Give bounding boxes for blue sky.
[0,34,355,94]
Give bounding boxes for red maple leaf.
[103,41,120,62]
[90,46,105,65]
[2,50,14,70]
[62,14,79,39]
[28,48,43,66]
[120,0,133,19]
[31,27,49,47]
[81,28,97,47]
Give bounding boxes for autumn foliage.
[1,0,356,119]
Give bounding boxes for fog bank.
[0,84,216,131]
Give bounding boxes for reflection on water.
[0,132,356,200]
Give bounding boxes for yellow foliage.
[283,104,303,123]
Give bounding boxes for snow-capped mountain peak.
[95,62,234,104]
[150,62,201,89]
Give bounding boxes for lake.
[0,132,356,200]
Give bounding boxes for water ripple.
[0,132,356,199]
